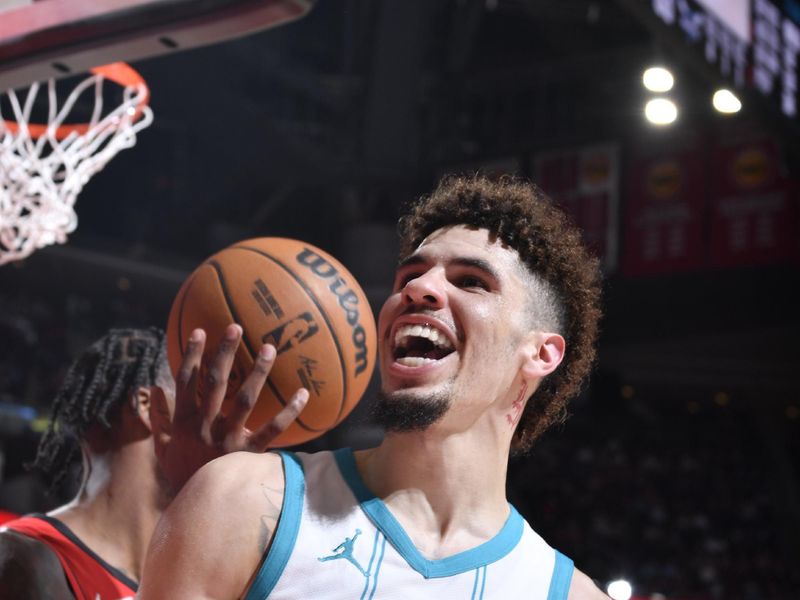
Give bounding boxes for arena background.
[1,1,799,598]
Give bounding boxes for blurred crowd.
[0,289,156,415]
[510,392,800,599]
[1,288,798,599]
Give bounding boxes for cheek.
[377,293,403,338]
[497,296,530,339]
[471,299,515,340]
[463,304,522,368]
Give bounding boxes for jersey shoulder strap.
[2,514,138,600]
[244,451,305,600]
[547,550,574,600]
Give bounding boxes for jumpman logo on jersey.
[318,529,369,576]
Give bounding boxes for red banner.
[709,138,798,267]
[622,142,707,276]
[534,144,619,272]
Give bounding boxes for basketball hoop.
[0,62,153,265]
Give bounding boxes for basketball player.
[0,326,307,599]
[139,175,609,599]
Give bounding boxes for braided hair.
[33,327,170,489]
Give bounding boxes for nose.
[402,269,446,308]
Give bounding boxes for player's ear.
[131,386,155,432]
[520,332,565,381]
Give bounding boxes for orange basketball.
[166,237,377,447]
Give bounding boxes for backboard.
[0,0,314,91]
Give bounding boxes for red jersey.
[1,514,137,600]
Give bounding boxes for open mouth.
[393,323,455,367]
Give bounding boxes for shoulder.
[159,450,286,525]
[0,528,73,599]
[139,451,287,599]
[0,527,62,570]
[153,449,286,544]
[184,449,285,499]
[568,567,610,600]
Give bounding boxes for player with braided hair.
[0,328,170,599]
[34,327,172,493]
[0,325,308,599]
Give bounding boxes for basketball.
[166,237,377,447]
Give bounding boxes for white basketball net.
[0,71,153,265]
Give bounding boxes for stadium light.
[645,98,678,125]
[713,88,742,113]
[642,66,674,92]
[607,579,633,600]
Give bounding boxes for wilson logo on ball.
[296,247,370,376]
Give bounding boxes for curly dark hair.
[398,174,602,452]
[33,327,170,489]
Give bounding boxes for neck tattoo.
[505,382,528,427]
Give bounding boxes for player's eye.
[456,275,489,290]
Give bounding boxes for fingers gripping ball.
[167,238,377,447]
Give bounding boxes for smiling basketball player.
[139,175,608,599]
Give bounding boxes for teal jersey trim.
[243,451,305,600]
[546,551,574,600]
[333,448,524,579]
[470,566,487,600]
[363,534,387,600]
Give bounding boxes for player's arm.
[138,450,286,600]
[0,530,74,600]
[568,567,611,599]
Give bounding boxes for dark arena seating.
[509,389,800,599]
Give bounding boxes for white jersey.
[244,450,573,600]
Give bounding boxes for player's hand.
[149,324,309,493]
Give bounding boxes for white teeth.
[396,356,438,367]
[393,324,454,350]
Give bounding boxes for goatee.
[371,389,451,432]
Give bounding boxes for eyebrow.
[396,254,501,282]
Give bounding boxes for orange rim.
[2,62,150,140]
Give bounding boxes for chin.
[371,388,452,433]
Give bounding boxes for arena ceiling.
[2,0,798,399]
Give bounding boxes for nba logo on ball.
[167,238,377,447]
